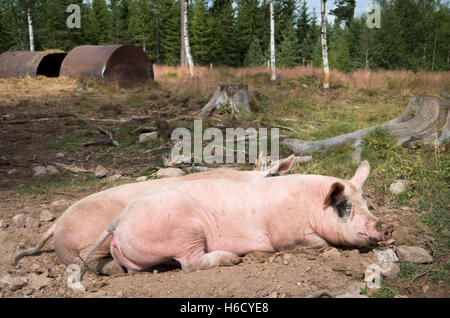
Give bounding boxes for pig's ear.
[267,155,295,176]
[350,160,370,188]
[324,182,346,208]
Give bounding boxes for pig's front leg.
[177,250,241,273]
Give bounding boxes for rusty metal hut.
[59,45,154,84]
[0,51,67,78]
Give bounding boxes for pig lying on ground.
[13,156,295,275]
[82,160,393,274]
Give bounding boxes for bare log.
[282,97,449,154]
[83,128,119,147]
[2,115,153,125]
[198,83,252,118]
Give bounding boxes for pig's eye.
[332,197,352,222]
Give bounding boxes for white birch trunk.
[180,0,186,67]
[321,0,329,89]
[270,0,276,81]
[182,0,194,77]
[27,7,34,52]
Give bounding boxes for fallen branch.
[53,162,92,174]
[144,145,171,154]
[2,115,153,125]
[83,128,119,147]
[282,97,449,154]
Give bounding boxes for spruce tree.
[243,37,265,66]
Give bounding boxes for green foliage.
[244,37,265,67]
[0,0,448,70]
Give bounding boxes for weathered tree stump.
[198,83,252,118]
[282,97,449,159]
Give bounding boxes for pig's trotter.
[12,223,56,266]
[179,250,241,272]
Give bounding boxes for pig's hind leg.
[176,249,241,273]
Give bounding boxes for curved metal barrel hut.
[0,51,67,78]
[60,45,154,84]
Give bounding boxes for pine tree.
[89,0,110,45]
[330,0,355,28]
[191,0,212,65]
[244,37,265,66]
[160,0,181,65]
[277,24,299,68]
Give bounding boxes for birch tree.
[27,6,34,51]
[270,0,276,82]
[181,0,194,77]
[321,0,329,89]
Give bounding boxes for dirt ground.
[0,77,448,298]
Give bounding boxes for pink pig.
[14,157,294,275]
[84,160,394,273]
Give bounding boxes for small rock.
[423,235,435,243]
[153,269,158,275]
[12,214,26,228]
[139,132,158,144]
[50,199,69,207]
[0,219,7,229]
[336,293,369,298]
[389,179,411,195]
[157,168,185,178]
[283,260,289,265]
[7,168,16,175]
[107,174,122,181]
[46,166,59,175]
[33,166,48,178]
[55,152,65,159]
[305,266,311,272]
[94,165,108,178]
[136,176,148,182]
[116,291,124,298]
[302,84,308,88]
[346,282,365,295]
[396,246,433,263]
[0,275,27,291]
[25,216,38,229]
[22,287,33,296]
[40,210,55,222]
[323,248,341,258]
[373,247,398,263]
[379,262,399,279]
[28,274,52,290]
[268,291,278,298]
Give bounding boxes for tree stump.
[198,83,252,118]
[281,97,449,156]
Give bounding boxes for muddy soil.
[0,78,447,298]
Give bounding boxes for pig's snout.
[376,222,394,241]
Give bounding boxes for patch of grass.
[372,286,399,298]
[361,129,450,255]
[398,262,449,284]
[44,129,97,151]
[18,173,98,196]
[164,71,178,78]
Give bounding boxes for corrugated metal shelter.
[0,51,67,78]
[60,45,154,84]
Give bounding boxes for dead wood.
[83,128,119,147]
[2,115,153,125]
[282,97,449,158]
[198,83,252,118]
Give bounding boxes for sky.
[305,0,374,23]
